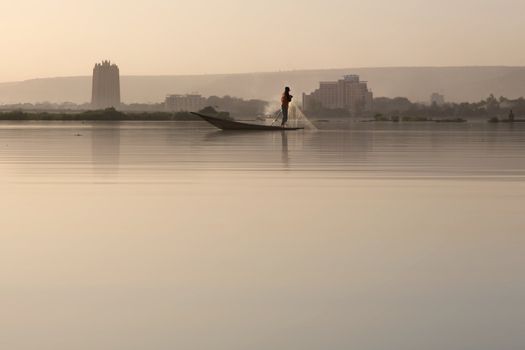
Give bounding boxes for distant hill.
[1,67,525,104]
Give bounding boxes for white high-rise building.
[302,75,373,114]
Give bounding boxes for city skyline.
[2,66,525,105]
[1,0,525,82]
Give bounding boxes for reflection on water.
[91,123,120,176]
[281,131,289,167]
[2,121,525,181]
[1,121,525,350]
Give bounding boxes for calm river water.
[1,121,524,350]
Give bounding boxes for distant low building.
[302,75,373,114]
[430,93,445,106]
[91,60,121,109]
[165,94,206,112]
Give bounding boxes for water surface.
[1,121,524,350]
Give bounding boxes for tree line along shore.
[0,94,524,122]
[0,109,200,121]
[308,95,525,122]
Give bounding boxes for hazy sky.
[1,0,524,82]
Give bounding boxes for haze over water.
[1,121,525,350]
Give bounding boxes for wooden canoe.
[191,112,304,131]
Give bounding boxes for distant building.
[302,75,373,114]
[91,60,120,109]
[165,94,206,112]
[430,93,445,106]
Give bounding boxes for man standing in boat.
[281,86,293,127]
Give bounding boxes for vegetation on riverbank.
[372,95,525,119]
[488,117,525,123]
[307,95,525,122]
[0,108,201,121]
[365,114,466,123]
[2,94,524,124]
[0,95,268,118]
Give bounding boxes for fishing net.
[288,103,317,130]
[271,103,317,130]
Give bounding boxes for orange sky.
[1,0,524,82]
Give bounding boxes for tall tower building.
[91,60,121,109]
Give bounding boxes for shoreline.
[0,110,200,122]
[1,110,524,124]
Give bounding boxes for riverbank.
[0,109,200,121]
[360,116,467,123]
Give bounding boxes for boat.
[191,112,304,131]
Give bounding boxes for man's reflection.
[281,131,290,168]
